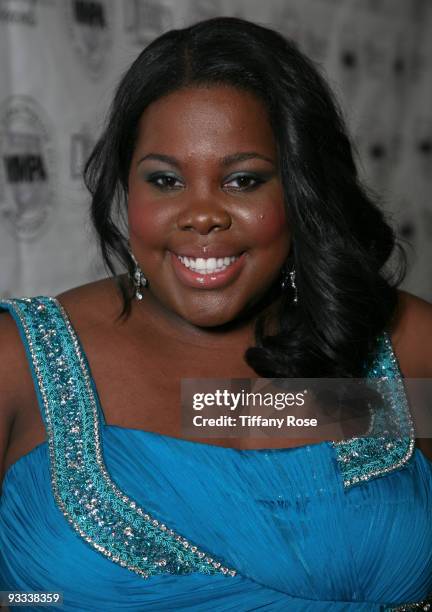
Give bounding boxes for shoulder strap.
[331,331,415,489]
[0,295,91,430]
[0,295,237,580]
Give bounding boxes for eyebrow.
[136,152,276,168]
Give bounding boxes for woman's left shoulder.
[390,289,432,378]
[390,290,432,462]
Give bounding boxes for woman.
[0,16,431,611]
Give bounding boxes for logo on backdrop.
[0,96,56,241]
[65,0,113,79]
[124,0,173,46]
[0,0,38,25]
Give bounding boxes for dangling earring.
[281,266,298,304]
[289,268,298,304]
[129,251,148,300]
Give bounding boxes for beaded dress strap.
[331,332,415,488]
[0,296,418,594]
[0,296,237,580]
[384,592,432,611]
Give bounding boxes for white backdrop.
[0,0,431,300]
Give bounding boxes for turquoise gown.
[0,296,431,611]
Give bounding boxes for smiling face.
[127,85,291,328]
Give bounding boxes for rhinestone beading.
[1,297,236,580]
[330,332,415,489]
[384,593,432,611]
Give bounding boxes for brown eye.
[146,173,184,191]
[224,173,266,191]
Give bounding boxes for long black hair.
[84,16,407,378]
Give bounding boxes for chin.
[184,311,236,329]
[177,303,242,329]
[176,292,269,330]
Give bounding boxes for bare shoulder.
[55,275,140,386]
[390,289,432,377]
[0,308,27,408]
[390,290,432,462]
[0,308,32,484]
[56,278,122,315]
[56,276,126,327]
[0,278,129,487]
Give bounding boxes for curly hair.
[84,16,407,378]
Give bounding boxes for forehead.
[133,85,276,158]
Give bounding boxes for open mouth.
[176,254,240,275]
[170,251,246,289]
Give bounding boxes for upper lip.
[171,246,244,259]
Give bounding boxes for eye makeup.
[223,171,274,191]
[143,172,184,191]
[141,169,275,192]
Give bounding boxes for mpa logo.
[0,0,38,25]
[124,0,173,46]
[0,96,56,241]
[65,0,113,79]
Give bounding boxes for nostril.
[177,208,232,234]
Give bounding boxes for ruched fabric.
[1,429,432,610]
[0,297,431,611]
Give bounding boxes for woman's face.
[128,85,290,327]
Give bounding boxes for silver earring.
[281,266,298,304]
[290,268,298,304]
[129,251,148,300]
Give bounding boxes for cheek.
[249,202,289,248]
[127,193,171,247]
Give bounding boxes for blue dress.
[0,296,431,611]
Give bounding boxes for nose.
[177,203,232,234]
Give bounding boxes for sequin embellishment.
[0,297,237,580]
[384,593,432,611]
[331,333,415,489]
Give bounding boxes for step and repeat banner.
[0,0,431,300]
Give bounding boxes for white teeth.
[177,254,238,274]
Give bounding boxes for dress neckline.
[54,296,329,454]
[0,295,417,475]
[50,296,416,488]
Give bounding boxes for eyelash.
[145,173,267,192]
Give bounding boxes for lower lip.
[170,252,246,289]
